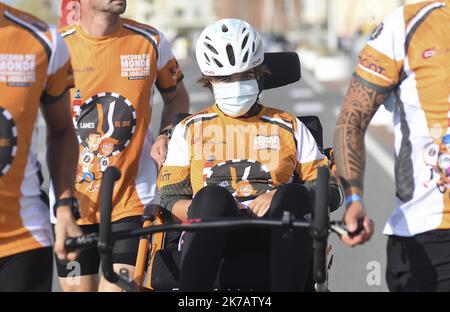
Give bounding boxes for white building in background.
[125,0,216,40]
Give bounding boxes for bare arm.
[41,91,81,260]
[159,81,189,132]
[334,76,390,246]
[41,91,78,199]
[151,82,189,168]
[334,76,389,197]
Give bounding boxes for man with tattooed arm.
[334,0,450,291]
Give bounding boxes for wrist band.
[345,194,364,208]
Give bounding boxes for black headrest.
[262,52,301,90]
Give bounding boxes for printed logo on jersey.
[422,47,450,60]
[0,107,17,177]
[253,135,280,151]
[204,159,273,198]
[75,93,136,191]
[120,54,151,80]
[422,134,450,194]
[0,54,36,87]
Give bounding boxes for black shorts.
[0,247,53,292]
[386,229,450,291]
[55,215,142,277]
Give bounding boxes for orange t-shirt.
[52,19,184,225]
[0,4,74,258]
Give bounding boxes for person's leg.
[266,183,313,291]
[180,185,240,291]
[56,224,100,292]
[98,216,142,292]
[0,247,53,292]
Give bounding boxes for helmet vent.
[226,45,236,66]
[252,42,255,53]
[205,43,218,55]
[204,53,210,63]
[205,36,211,41]
[241,34,249,49]
[213,58,223,68]
[222,24,229,32]
[242,51,249,63]
[242,27,246,34]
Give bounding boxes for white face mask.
[212,79,259,117]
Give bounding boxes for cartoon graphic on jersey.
[98,137,118,172]
[75,93,136,189]
[0,107,17,177]
[423,134,450,193]
[72,89,83,120]
[205,159,273,199]
[79,147,94,183]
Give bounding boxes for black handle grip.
[143,204,163,222]
[99,167,121,284]
[312,166,330,284]
[64,234,98,252]
[348,219,365,238]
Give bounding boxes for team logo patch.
[0,107,17,177]
[253,135,280,151]
[0,54,36,87]
[205,159,273,198]
[75,92,136,191]
[369,23,384,41]
[120,54,151,80]
[76,92,136,157]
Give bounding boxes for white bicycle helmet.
[196,19,264,76]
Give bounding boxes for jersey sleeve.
[294,119,328,182]
[355,6,405,89]
[41,27,74,105]
[158,122,192,209]
[155,31,184,93]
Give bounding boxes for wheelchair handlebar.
[312,166,330,284]
[98,167,139,292]
[64,166,365,292]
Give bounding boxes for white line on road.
[301,69,325,94]
[365,132,395,181]
[288,88,315,99]
[293,102,324,114]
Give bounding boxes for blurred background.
[3,0,430,292]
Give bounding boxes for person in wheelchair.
[157,19,341,292]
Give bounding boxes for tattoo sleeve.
[334,75,391,196]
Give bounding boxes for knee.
[269,183,313,218]
[189,185,236,218]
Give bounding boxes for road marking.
[289,88,315,99]
[301,69,325,94]
[365,132,395,181]
[293,102,324,114]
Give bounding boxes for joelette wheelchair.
[65,52,361,292]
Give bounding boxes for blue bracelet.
[345,194,364,208]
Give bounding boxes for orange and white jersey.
[0,4,74,258]
[50,19,184,225]
[158,104,327,204]
[355,1,450,236]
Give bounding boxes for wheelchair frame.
[65,52,361,292]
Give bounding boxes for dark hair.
[197,64,271,91]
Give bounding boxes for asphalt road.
[40,54,396,292]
